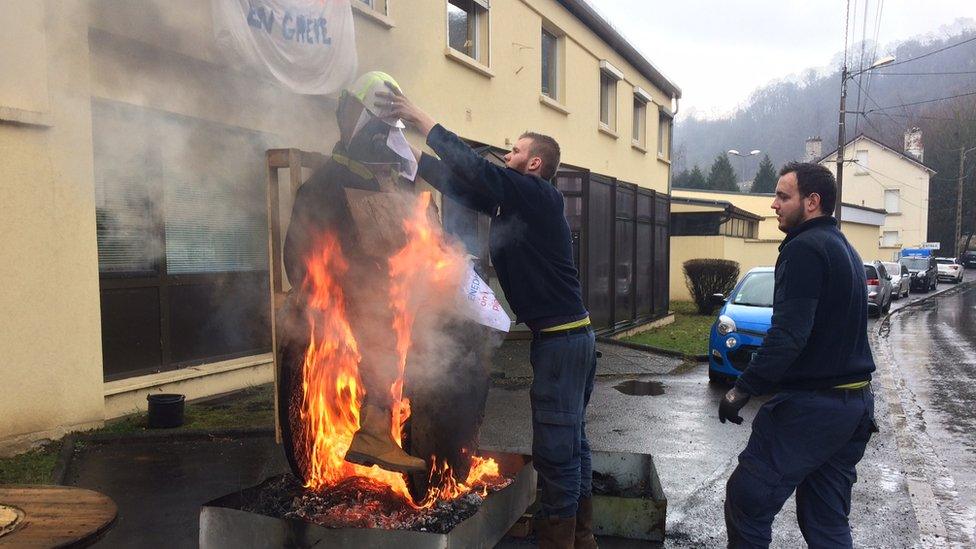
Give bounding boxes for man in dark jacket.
[718,162,877,548]
[377,84,598,549]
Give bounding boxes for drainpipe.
[667,96,679,195]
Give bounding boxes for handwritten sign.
[458,264,512,332]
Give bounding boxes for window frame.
[632,96,647,147]
[657,108,672,159]
[884,188,901,214]
[598,60,622,132]
[540,26,561,101]
[854,149,869,174]
[446,0,490,66]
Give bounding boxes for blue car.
[708,267,775,384]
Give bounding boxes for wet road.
[878,271,976,545]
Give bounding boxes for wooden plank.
[267,150,284,445]
[0,486,116,546]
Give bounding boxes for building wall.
[353,0,675,191]
[0,0,677,451]
[0,1,105,454]
[820,137,932,248]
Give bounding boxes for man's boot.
[535,515,576,549]
[345,403,427,473]
[574,498,598,548]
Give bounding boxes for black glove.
[719,387,751,425]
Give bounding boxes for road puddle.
[613,380,665,396]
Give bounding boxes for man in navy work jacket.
[377,84,597,549]
[718,162,878,548]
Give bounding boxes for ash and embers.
[243,473,513,533]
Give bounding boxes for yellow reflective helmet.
[345,71,402,122]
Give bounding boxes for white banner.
[212,0,357,95]
[458,264,512,333]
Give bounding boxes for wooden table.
[0,486,116,547]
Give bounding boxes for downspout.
[667,96,679,195]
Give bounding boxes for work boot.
[345,404,427,473]
[535,515,577,549]
[574,498,598,548]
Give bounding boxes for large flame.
[298,192,505,510]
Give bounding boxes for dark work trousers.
[725,386,876,549]
[529,328,598,518]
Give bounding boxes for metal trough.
[199,452,535,549]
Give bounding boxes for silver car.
[883,261,910,300]
[864,261,893,317]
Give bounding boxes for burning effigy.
[257,72,515,531]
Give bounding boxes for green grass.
[0,385,275,485]
[623,300,714,356]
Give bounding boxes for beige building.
[669,190,886,301]
[816,133,935,254]
[0,1,679,453]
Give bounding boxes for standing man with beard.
[377,84,598,549]
[718,162,878,548]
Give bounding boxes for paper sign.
[458,264,511,332]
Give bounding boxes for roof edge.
[556,0,681,99]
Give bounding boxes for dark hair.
[779,161,837,214]
[520,132,561,180]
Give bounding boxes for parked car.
[899,252,938,292]
[864,261,893,317]
[708,267,774,384]
[883,261,910,300]
[960,250,976,269]
[935,257,964,283]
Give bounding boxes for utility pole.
[956,146,976,257]
[835,68,848,223]
[957,146,965,258]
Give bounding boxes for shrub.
[683,259,740,315]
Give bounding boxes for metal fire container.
[199,453,535,549]
[590,451,667,541]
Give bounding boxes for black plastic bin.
[147,393,186,428]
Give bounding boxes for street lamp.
[835,55,895,223]
[727,149,761,189]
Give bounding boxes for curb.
[596,336,709,363]
[51,427,276,486]
[877,278,976,335]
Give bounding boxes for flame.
[297,192,507,511]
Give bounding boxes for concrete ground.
[56,273,972,547]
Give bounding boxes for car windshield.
[731,272,774,307]
[935,259,954,265]
[883,263,901,276]
[900,257,929,270]
[864,265,878,279]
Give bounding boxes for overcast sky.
[589,0,976,119]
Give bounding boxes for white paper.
[457,263,512,332]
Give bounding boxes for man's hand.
[376,82,437,137]
[718,387,751,425]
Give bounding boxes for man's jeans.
[529,328,598,518]
[725,386,876,548]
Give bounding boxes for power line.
[866,91,976,113]
[878,34,976,69]
[856,163,929,195]
[874,71,976,76]
[849,77,902,129]
[880,112,976,123]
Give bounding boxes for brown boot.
[345,404,427,473]
[536,515,576,549]
[574,498,598,548]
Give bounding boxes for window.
[448,0,489,63]
[356,0,388,14]
[658,111,671,158]
[632,96,646,147]
[883,230,900,246]
[600,72,617,129]
[855,149,868,174]
[884,189,900,213]
[541,28,558,99]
